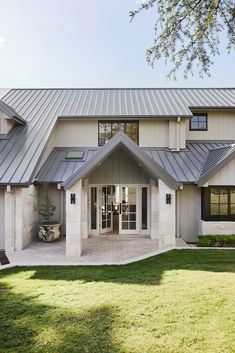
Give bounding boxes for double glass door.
[90,185,148,235]
[99,185,138,235]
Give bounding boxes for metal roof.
[36,140,232,185]
[0,100,26,125]
[197,144,235,186]
[0,89,11,99]
[0,87,234,185]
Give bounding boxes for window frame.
[189,114,208,131]
[202,186,235,221]
[98,120,139,146]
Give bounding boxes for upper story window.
[98,121,139,146]
[190,114,207,131]
[202,186,235,221]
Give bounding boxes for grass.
[0,249,235,353]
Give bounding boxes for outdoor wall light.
[70,193,76,204]
[166,193,171,204]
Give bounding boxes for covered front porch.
[34,131,180,258]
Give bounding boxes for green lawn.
[0,250,235,353]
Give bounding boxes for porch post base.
[66,234,82,257]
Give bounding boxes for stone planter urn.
[38,221,61,242]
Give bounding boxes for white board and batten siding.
[0,189,5,249]
[205,159,235,186]
[186,111,235,141]
[89,148,149,185]
[177,185,201,242]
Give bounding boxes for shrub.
[198,235,235,247]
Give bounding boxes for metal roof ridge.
[3,87,235,91]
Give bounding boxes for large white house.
[0,88,235,257]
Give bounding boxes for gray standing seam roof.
[0,88,234,185]
[0,100,26,125]
[36,141,232,185]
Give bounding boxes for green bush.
[198,235,235,247]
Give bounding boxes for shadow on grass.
[1,249,235,287]
[0,284,121,353]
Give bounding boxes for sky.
[0,0,234,88]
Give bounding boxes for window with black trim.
[98,121,139,146]
[202,186,235,221]
[190,114,207,131]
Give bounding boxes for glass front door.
[119,186,138,234]
[89,185,149,236]
[100,186,113,233]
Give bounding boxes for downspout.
[176,116,181,151]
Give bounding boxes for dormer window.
[190,114,207,131]
[98,121,139,146]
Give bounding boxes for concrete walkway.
[5,235,162,266]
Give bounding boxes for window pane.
[122,222,128,229]
[142,187,148,230]
[211,204,219,215]
[220,189,228,203]
[210,188,219,203]
[119,123,125,132]
[231,204,235,215]
[130,213,136,221]
[99,122,111,145]
[198,121,206,129]
[230,188,235,203]
[191,121,199,129]
[126,123,133,134]
[191,115,207,130]
[99,121,139,145]
[220,204,228,215]
[112,122,119,135]
[91,187,97,229]
[130,222,136,230]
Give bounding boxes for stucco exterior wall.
[4,190,15,252]
[139,120,169,147]
[157,179,176,247]
[65,180,82,257]
[186,111,235,141]
[54,120,98,147]
[139,119,186,149]
[4,186,38,252]
[168,119,186,150]
[177,185,201,242]
[198,220,235,235]
[15,186,38,250]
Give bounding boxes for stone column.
[81,178,88,239]
[150,180,158,239]
[4,189,15,252]
[65,179,82,257]
[157,179,176,248]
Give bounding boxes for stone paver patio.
[6,235,164,266]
